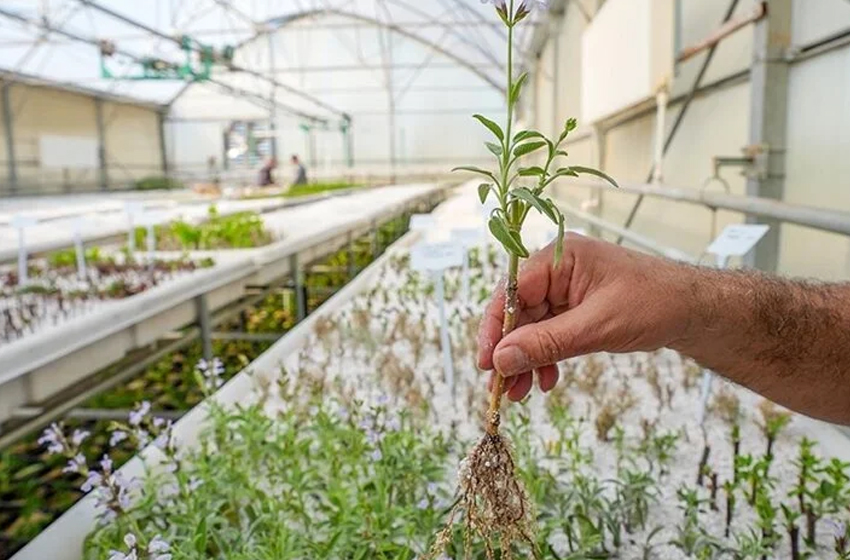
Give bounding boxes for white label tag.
[450,228,483,247]
[411,242,465,272]
[124,202,144,216]
[11,215,37,229]
[137,212,164,227]
[707,224,770,257]
[409,214,436,232]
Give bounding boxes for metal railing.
[561,179,850,238]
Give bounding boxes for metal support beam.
[745,0,792,272]
[1,82,18,194]
[347,232,357,278]
[290,254,307,322]
[371,220,380,257]
[195,294,213,361]
[94,98,108,190]
[157,111,169,176]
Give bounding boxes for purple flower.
[153,432,169,450]
[386,416,401,431]
[38,423,65,455]
[63,453,86,474]
[71,429,90,446]
[109,430,128,447]
[427,482,438,495]
[157,482,179,504]
[417,498,429,510]
[81,471,102,493]
[188,477,203,491]
[100,455,113,473]
[152,417,166,429]
[148,535,170,553]
[123,533,137,549]
[366,430,382,445]
[195,359,209,373]
[212,357,225,376]
[129,401,151,426]
[376,395,389,406]
[370,448,383,462]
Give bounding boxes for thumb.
[492,301,605,377]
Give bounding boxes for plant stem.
[487,253,519,435]
[486,3,518,437]
[789,525,800,560]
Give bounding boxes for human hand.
[478,234,694,401]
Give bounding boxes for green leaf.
[571,165,620,188]
[511,187,557,223]
[510,72,528,106]
[513,141,547,158]
[485,141,503,157]
[478,183,492,204]
[488,216,529,258]
[554,212,565,267]
[544,197,561,225]
[556,150,569,158]
[551,167,580,180]
[517,166,546,177]
[513,130,545,143]
[451,166,497,183]
[473,114,504,141]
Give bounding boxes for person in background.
[258,157,277,187]
[291,154,308,186]
[207,156,220,188]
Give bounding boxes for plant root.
[427,433,538,560]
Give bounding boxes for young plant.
[758,400,792,461]
[780,504,801,560]
[432,1,617,557]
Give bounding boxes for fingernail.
[493,346,529,377]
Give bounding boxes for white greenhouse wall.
[0,80,165,195]
[530,0,850,281]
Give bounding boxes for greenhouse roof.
[0,0,548,122]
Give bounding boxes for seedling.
[758,400,792,460]
[431,1,617,557]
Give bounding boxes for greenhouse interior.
[1,0,850,558]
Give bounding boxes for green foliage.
[283,181,359,198]
[134,176,183,191]
[82,397,452,560]
[137,206,273,251]
[452,5,618,265]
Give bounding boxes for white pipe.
[652,87,669,184]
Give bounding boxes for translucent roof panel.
[0,0,547,111]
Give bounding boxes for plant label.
[706,224,770,258]
[409,214,437,233]
[125,202,143,254]
[70,217,87,279]
[451,229,482,302]
[450,228,483,248]
[11,215,37,286]
[410,242,465,273]
[11,215,37,229]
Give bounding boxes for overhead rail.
[257,8,504,92]
[0,6,328,124]
[74,0,349,120]
[563,179,850,238]
[558,201,699,264]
